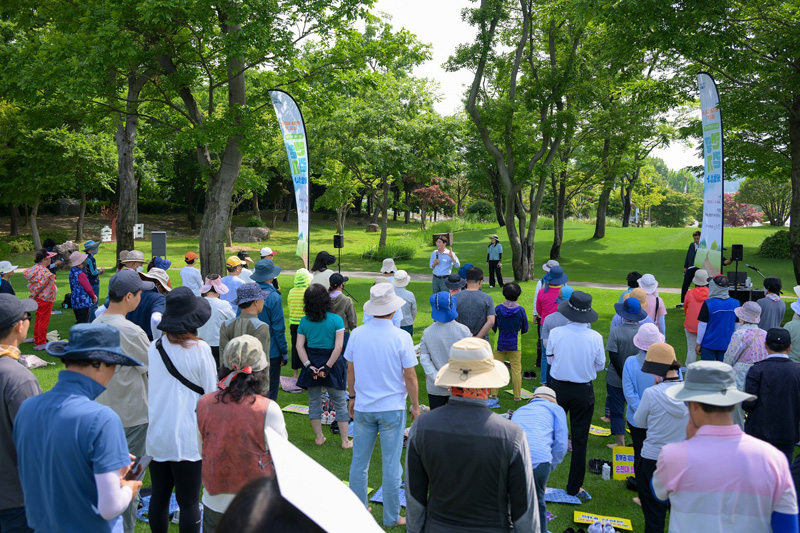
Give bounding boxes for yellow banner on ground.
[573,511,633,531]
[589,424,611,436]
[612,445,635,480]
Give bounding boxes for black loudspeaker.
[731,244,744,262]
[333,234,344,249]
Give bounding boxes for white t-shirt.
[197,297,236,347]
[344,319,417,412]
[146,337,218,462]
[180,266,204,296]
[311,269,334,289]
[239,268,253,283]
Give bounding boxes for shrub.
[361,241,417,262]
[0,236,35,255]
[465,199,495,221]
[245,216,265,228]
[758,230,791,259]
[535,217,554,231]
[138,199,185,214]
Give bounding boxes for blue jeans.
[349,409,407,526]
[541,355,549,385]
[267,356,282,401]
[607,384,626,436]
[0,506,33,533]
[532,462,551,531]
[700,347,725,362]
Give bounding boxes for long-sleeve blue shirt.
[622,350,656,427]
[511,398,568,470]
[257,282,288,359]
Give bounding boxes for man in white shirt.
[545,290,604,496]
[92,270,153,533]
[345,283,420,528]
[180,252,203,295]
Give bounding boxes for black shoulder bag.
[156,338,204,395]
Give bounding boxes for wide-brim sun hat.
[380,258,397,274]
[82,240,100,252]
[734,301,762,324]
[153,257,172,270]
[0,261,18,274]
[614,297,647,322]
[393,270,411,288]
[122,250,145,263]
[430,291,458,323]
[157,286,212,333]
[641,342,678,377]
[445,273,465,290]
[792,300,800,316]
[363,283,405,316]
[68,251,88,266]
[633,323,665,351]
[542,260,559,273]
[638,273,658,294]
[624,288,649,310]
[250,259,281,282]
[232,282,271,306]
[140,268,172,291]
[666,360,756,406]
[46,323,142,367]
[457,263,474,280]
[119,250,130,262]
[547,266,568,286]
[435,337,509,388]
[693,269,709,286]
[557,291,598,323]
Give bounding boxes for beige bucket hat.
[363,283,405,316]
[435,338,510,388]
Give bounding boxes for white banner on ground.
[269,90,310,268]
[695,73,724,276]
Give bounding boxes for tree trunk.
[370,190,380,225]
[404,188,411,223]
[592,138,613,239]
[187,171,197,230]
[252,191,261,219]
[76,190,87,241]
[30,198,42,251]
[489,171,506,226]
[379,175,390,247]
[23,205,28,227]
[353,192,363,216]
[550,174,566,259]
[283,192,292,222]
[8,204,19,236]
[115,73,147,260]
[789,96,800,283]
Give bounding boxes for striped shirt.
[653,424,798,532]
[287,287,306,326]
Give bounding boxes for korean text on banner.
[612,445,635,480]
[694,73,724,276]
[269,90,310,268]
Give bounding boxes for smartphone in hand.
[124,455,153,481]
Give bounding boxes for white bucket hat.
[380,258,397,274]
[666,361,756,406]
[638,273,659,294]
[542,260,559,273]
[363,283,405,316]
[692,269,709,286]
[0,261,18,274]
[392,270,411,288]
[435,338,510,389]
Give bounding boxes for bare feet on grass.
[315,435,327,446]
[341,438,353,449]
[600,416,610,423]
[392,516,406,526]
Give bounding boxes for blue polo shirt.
[14,371,130,533]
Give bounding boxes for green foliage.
[758,230,791,259]
[361,241,417,262]
[245,216,265,228]
[465,199,494,221]
[0,236,34,255]
[651,190,702,227]
[737,175,791,226]
[536,217,554,231]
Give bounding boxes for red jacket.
[684,286,709,333]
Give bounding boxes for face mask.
[136,266,144,273]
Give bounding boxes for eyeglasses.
[21,313,31,322]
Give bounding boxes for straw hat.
[434,338,510,388]
[363,283,405,316]
[633,323,665,351]
[641,342,678,377]
[624,288,649,310]
[734,301,761,324]
[638,273,658,294]
[666,361,756,406]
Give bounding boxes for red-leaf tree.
[724,193,762,227]
[413,183,455,230]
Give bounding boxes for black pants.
[536,322,542,367]
[73,306,91,324]
[637,457,668,533]
[148,460,202,533]
[428,394,449,410]
[488,260,503,287]
[210,346,220,370]
[268,356,282,401]
[549,378,594,495]
[290,324,301,370]
[628,422,647,471]
[680,267,697,303]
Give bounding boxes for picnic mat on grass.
[369,486,407,508]
[282,404,309,415]
[545,488,591,504]
[504,388,534,399]
[280,376,304,393]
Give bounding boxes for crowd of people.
[2,233,800,532]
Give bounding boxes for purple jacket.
[492,303,529,351]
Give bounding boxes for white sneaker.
[171,509,180,524]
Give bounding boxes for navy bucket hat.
[46,323,142,366]
[250,259,281,283]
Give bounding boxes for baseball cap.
[260,247,277,257]
[766,328,791,352]
[0,294,38,329]
[226,256,246,268]
[329,273,349,287]
[108,269,155,298]
[185,251,199,262]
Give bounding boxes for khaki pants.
[492,350,521,398]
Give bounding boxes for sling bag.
[156,338,204,395]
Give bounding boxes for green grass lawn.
[9,264,798,532]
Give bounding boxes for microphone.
[745,264,761,271]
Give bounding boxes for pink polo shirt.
[653,424,797,532]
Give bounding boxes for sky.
[373,0,702,171]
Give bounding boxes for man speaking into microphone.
[678,231,701,308]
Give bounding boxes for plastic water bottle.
[602,463,611,480]
[746,276,752,289]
